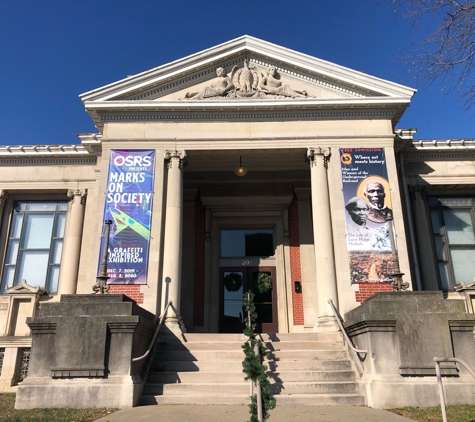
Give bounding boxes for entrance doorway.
[219,266,278,333]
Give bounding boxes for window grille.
[14,348,31,384]
[0,348,4,376]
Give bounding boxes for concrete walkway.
[95,405,414,422]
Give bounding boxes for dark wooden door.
[219,266,278,333]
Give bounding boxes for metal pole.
[93,220,112,294]
[386,213,408,291]
[434,359,448,422]
[254,344,263,422]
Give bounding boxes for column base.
[162,316,186,341]
[313,316,339,332]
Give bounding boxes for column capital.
[409,184,428,194]
[0,190,7,206]
[67,189,87,204]
[165,150,187,169]
[307,147,331,168]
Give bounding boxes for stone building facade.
[0,36,474,393]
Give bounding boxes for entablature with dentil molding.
[80,36,416,132]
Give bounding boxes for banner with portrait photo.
[339,148,394,283]
[99,150,155,284]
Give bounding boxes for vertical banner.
[339,148,394,283]
[99,150,155,284]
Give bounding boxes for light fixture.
[234,155,248,177]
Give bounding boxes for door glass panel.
[252,271,273,303]
[223,271,244,324]
[221,230,274,257]
[251,271,273,325]
[255,304,273,323]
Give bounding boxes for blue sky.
[0,0,472,145]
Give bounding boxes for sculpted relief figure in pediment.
[182,59,311,100]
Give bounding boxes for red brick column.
[193,201,205,326]
[108,285,144,304]
[289,199,304,325]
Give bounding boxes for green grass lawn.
[0,394,118,422]
[388,405,475,422]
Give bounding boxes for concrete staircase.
[140,333,364,406]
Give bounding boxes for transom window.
[1,201,67,294]
[221,229,274,257]
[429,197,475,290]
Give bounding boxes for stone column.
[307,148,338,331]
[58,189,87,296]
[161,150,187,334]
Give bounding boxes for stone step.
[276,393,365,406]
[263,332,342,342]
[181,333,247,342]
[151,358,351,372]
[147,371,247,384]
[263,341,343,351]
[140,394,249,406]
[144,381,359,396]
[271,381,359,395]
[265,350,347,361]
[266,359,351,371]
[154,349,347,361]
[140,392,364,406]
[151,360,243,372]
[268,370,356,383]
[156,340,343,352]
[180,333,341,342]
[143,382,249,396]
[148,369,356,384]
[157,342,244,351]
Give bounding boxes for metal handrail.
[434,357,475,422]
[132,300,172,362]
[327,298,367,354]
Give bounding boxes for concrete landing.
[94,405,414,422]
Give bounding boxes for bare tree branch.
[392,0,475,109]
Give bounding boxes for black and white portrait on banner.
[339,148,394,284]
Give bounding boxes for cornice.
[405,139,475,151]
[404,152,475,161]
[407,175,475,185]
[0,144,99,158]
[99,110,396,122]
[0,157,97,166]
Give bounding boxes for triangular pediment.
[6,279,45,295]
[80,36,416,129]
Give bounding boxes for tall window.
[429,197,475,290]
[1,201,67,294]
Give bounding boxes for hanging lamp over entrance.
[234,155,248,176]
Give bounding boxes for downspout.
[399,151,423,291]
